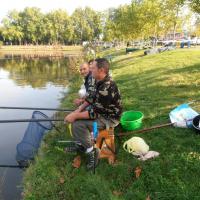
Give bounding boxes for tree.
[102,8,119,41]
[71,7,102,43]
[0,2,196,45]
[189,0,200,13]
[0,26,3,44]
[103,3,143,41]
[162,0,186,40]
[1,10,23,44]
[134,0,164,39]
[192,16,200,36]
[19,7,44,44]
[45,10,73,44]
[103,1,162,41]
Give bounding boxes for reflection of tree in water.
[0,56,82,88]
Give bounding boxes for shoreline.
[0,45,83,57]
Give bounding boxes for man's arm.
[64,110,90,123]
[75,101,90,112]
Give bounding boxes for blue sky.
[0,0,131,22]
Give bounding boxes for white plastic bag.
[169,103,198,128]
[78,84,86,98]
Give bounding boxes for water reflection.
[0,54,81,88]
[0,54,81,200]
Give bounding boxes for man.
[65,58,122,170]
[74,62,95,106]
[88,59,94,71]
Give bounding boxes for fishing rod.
[0,164,26,168]
[0,118,64,123]
[117,122,174,137]
[2,101,198,113]
[117,118,195,137]
[0,106,74,112]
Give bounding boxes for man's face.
[80,63,89,77]
[89,61,93,71]
[91,61,100,80]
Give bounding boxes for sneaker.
[64,143,85,153]
[86,148,100,170]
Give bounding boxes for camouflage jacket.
[84,72,96,97]
[85,75,122,120]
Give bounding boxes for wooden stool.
[95,128,116,164]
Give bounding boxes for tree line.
[0,0,199,45]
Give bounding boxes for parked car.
[196,38,200,45]
[190,37,197,45]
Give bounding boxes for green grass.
[23,47,200,200]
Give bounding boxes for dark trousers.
[72,119,105,149]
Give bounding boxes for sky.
[0,0,131,22]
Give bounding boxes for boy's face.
[80,63,89,77]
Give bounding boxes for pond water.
[0,54,81,200]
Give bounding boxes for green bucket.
[120,111,144,131]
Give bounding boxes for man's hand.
[74,101,89,113]
[64,112,77,123]
[74,107,82,113]
[64,110,90,123]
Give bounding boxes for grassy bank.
[23,48,200,200]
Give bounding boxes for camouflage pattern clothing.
[85,75,122,121]
[84,72,96,97]
[71,75,122,149]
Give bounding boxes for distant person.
[65,58,122,170]
[127,41,130,47]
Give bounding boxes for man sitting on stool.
[64,58,122,170]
